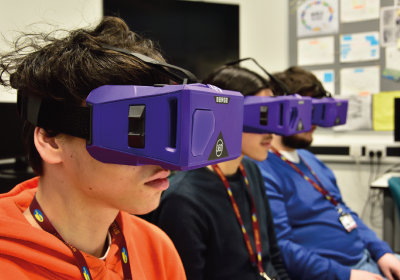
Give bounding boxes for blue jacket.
[254,149,392,280]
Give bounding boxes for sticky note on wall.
[373,91,400,131]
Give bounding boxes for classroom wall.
[0,0,103,102]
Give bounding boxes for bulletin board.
[288,0,400,160]
[288,0,399,96]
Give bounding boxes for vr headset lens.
[17,45,244,171]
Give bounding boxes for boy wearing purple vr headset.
[153,65,291,280]
[255,67,400,280]
[0,17,187,280]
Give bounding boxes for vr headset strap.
[225,57,291,96]
[17,94,91,140]
[102,44,198,84]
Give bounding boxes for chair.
[388,177,400,220]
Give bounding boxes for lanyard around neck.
[212,163,272,280]
[29,196,133,280]
[270,147,339,207]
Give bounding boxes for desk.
[370,172,400,253]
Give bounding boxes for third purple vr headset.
[17,45,243,171]
[311,90,348,127]
[224,58,313,136]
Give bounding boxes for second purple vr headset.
[224,58,313,136]
[17,45,243,171]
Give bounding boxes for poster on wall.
[333,95,372,131]
[297,0,339,38]
[340,0,380,23]
[298,36,335,66]
[380,6,400,47]
[340,66,380,96]
[386,46,400,72]
[311,69,335,95]
[340,32,379,63]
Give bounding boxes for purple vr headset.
[311,97,348,128]
[307,83,348,127]
[17,45,244,171]
[224,58,312,136]
[243,95,312,135]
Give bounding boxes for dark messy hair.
[0,16,168,175]
[202,65,271,96]
[271,66,326,97]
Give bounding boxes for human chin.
[246,146,268,162]
[282,133,313,149]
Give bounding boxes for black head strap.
[17,93,91,140]
[225,58,290,96]
[102,44,198,84]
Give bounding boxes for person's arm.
[262,186,291,280]
[256,162,351,280]
[153,192,208,280]
[323,169,393,263]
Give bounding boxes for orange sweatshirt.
[0,178,186,280]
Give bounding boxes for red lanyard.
[29,196,133,280]
[212,164,272,280]
[270,147,339,207]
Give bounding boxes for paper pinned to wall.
[386,46,400,72]
[311,69,335,95]
[340,32,379,63]
[333,95,372,131]
[297,0,339,38]
[0,89,17,103]
[340,66,380,96]
[380,6,400,47]
[340,0,380,23]
[298,36,335,66]
[372,91,400,131]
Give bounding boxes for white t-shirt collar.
[277,150,300,164]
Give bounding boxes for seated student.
[153,65,290,280]
[0,17,186,280]
[254,66,400,280]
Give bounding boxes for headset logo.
[34,209,44,223]
[208,84,223,93]
[82,267,91,280]
[214,96,230,104]
[208,132,229,161]
[216,139,224,157]
[121,247,128,263]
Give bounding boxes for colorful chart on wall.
[380,6,400,47]
[340,32,380,63]
[311,69,335,95]
[340,0,380,23]
[340,66,380,96]
[297,0,339,38]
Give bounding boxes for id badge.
[339,213,357,232]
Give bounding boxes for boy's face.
[241,88,273,162]
[60,136,170,215]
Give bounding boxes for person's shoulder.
[120,213,186,279]
[121,212,177,250]
[298,149,327,167]
[298,149,317,159]
[165,168,216,200]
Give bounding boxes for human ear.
[33,127,63,164]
